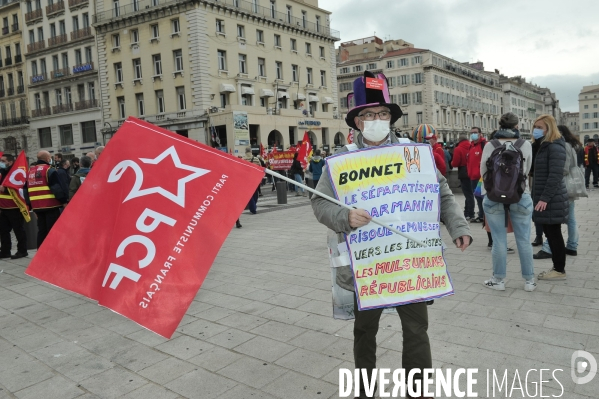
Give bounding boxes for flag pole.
[264,169,429,247]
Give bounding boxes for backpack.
[483,139,526,227]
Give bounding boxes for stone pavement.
[0,187,598,399]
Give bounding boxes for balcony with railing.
[25,8,43,23]
[73,61,94,74]
[48,34,68,47]
[53,103,73,114]
[75,99,98,110]
[7,87,13,95]
[52,67,70,79]
[11,22,18,32]
[0,0,21,8]
[68,0,88,8]
[46,1,65,16]
[32,107,51,118]
[17,85,24,94]
[4,57,11,66]
[27,39,46,54]
[2,26,8,35]
[93,0,340,39]
[14,54,21,63]
[30,73,47,84]
[0,117,29,127]
[70,26,92,41]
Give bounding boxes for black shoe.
[10,252,28,259]
[0,253,11,259]
[565,249,577,256]
[531,236,543,246]
[533,250,552,259]
[235,221,242,228]
[471,217,483,223]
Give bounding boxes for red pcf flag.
[297,131,313,169]
[25,118,265,338]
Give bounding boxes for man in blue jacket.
[308,149,324,188]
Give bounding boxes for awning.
[259,89,274,97]
[241,86,255,95]
[219,83,236,93]
[323,96,334,104]
[292,93,306,101]
[278,92,289,99]
[308,95,320,102]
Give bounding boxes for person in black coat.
[531,115,569,280]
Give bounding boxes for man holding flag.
[0,152,29,259]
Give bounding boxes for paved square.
[0,188,598,398]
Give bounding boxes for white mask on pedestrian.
[361,119,390,142]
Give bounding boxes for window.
[112,34,120,48]
[217,50,226,71]
[583,113,589,119]
[367,63,376,69]
[75,49,82,65]
[34,93,41,109]
[113,0,120,17]
[156,90,165,113]
[339,82,352,91]
[216,19,224,33]
[251,0,258,12]
[305,42,311,55]
[340,67,349,74]
[583,123,589,129]
[238,54,247,74]
[386,60,394,68]
[320,70,326,87]
[413,56,422,64]
[59,124,74,146]
[290,38,297,51]
[38,128,52,147]
[150,24,159,39]
[414,73,422,84]
[301,11,306,28]
[82,12,89,27]
[401,93,410,105]
[117,96,125,118]
[399,58,408,67]
[274,34,281,48]
[136,93,144,116]
[306,68,312,84]
[237,24,245,38]
[258,58,265,77]
[414,92,422,104]
[256,29,264,43]
[131,29,139,44]
[72,16,79,31]
[171,18,180,34]
[31,60,38,76]
[133,58,142,79]
[584,105,588,109]
[388,77,395,87]
[319,46,325,59]
[353,65,362,72]
[291,64,298,82]
[275,61,282,79]
[402,114,408,127]
[340,98,348,108]
[114,62,123,82]
[286,5,292,23]
[173,49,183,72]
[399,75,408,85]
[81,121,97,143]
[152,54,162,75]
[220,93,227,108]
[595,104,598,108]
[270,0,275,18]
[55,88,62,105]
[85,46,92,63]
[61,52,68,68]
[417,112,423,124]
[176,86,186,110]
[316,16,321,32]
[594,112,599,118]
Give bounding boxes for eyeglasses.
[358,111,391,121]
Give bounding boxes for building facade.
[562,111,579,136]
[579,85,599,144]
[94,0,344,155]
[0,0,29,157]
[337,37,502,143]
[22,0,102,159]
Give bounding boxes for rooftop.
[382,47,429,58]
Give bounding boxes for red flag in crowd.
[348,129,354,144]
[260,143,267,159]
[297,131,313,169]
[1,150,30,222]
[25,117,265,338]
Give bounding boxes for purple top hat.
[345,70,403,130]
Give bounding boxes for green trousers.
[353,296,432,398]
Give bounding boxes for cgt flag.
[1,150,30,222]
[297,131,313,169]
[25,117,265,338]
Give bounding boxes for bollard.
[25,212,38,250]
[275,181,287,204]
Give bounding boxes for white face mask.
[361,119,390,142]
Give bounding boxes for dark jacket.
[69,168,90,201]
[289,159,304,177]
[24,161,69,206]
[529,140,541,176]
[533,137,569,225]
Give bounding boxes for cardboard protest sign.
[326,144,454,310]
[25,117,265,338]
[267,150,295,170]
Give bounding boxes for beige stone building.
[22,0,102,159]
[0,0,29,156]
[94,0,345,155]
[337,36,502,143]
[562,111,579,136]
[579,85,599,144]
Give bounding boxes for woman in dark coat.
[532,115,569,280]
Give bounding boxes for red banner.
[25,117,264,338]
[297,131,312,170]
[267,151,295,170]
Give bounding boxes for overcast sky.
[320,0,599,112]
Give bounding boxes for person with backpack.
[531,115,569,280]
[534,125,584,260]
[480,112,536,292]
[68,155,92,201]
